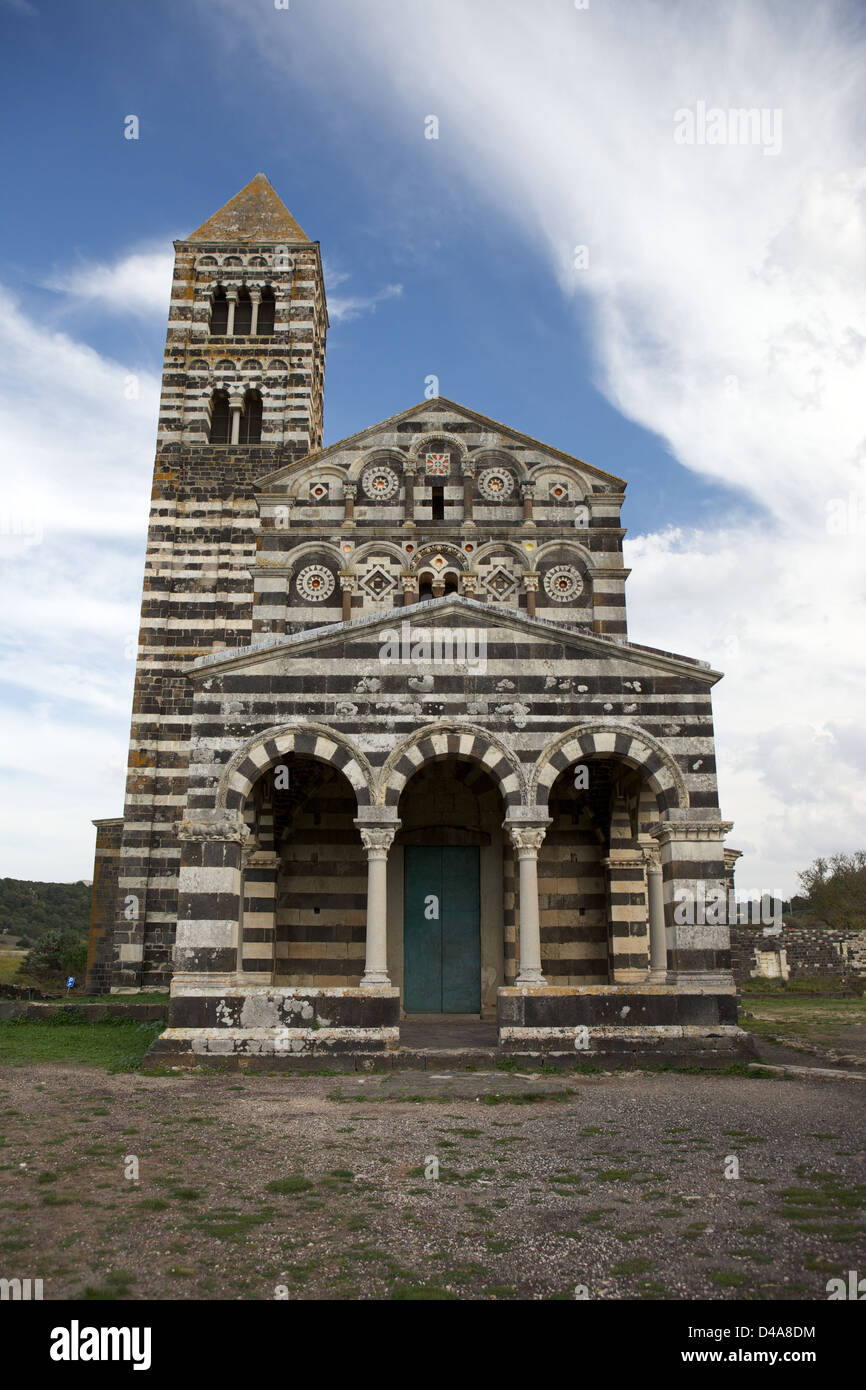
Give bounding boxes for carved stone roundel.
[543,564,584,602]
[478,468,515,501]
[297,565,336,602]
[361,465,399,501]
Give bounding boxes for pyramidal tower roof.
[186,173,310,243]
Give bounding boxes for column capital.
[642,844,662,873]
[461,459,477,477]
[504,813,551,855]
[354,809,400,858]
[343,480,358,498]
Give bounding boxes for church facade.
[86,174,745,1064]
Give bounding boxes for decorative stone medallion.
[359,567,396,600]
[361,465,399,501]
[543,565,584,602]
[478,468,515,501]
[424,452,451,476]
[484,566,517,598]
[297,565,336,602]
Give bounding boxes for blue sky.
[1,0,864,894]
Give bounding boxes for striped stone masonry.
[86,175,745,1061]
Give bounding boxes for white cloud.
[0,284,157,878]
[44,248,174,319]
[223,0,866,894]
[323,265,403,324]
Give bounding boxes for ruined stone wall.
[731,924,866,984]
[85,819,123,994]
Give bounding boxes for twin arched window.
[208,389,263,444]
[209,285,276,337]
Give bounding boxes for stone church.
[86,174,744,1064]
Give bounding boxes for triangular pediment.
[254,398,625,493]
[186,173,310,244]
[188,596,719,684]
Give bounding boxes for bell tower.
[89,175,328,992]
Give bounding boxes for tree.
[796,851,866,932]
[22,929,87,984]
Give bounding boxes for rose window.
[543,565,584,602]
[297,565,336,602]
[361,466,399,501]
[478,468,515,501]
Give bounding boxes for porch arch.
[218,723,375,811]
[532,722,688,815]
[376,722,525,809]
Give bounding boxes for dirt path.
[1,1064,864,1301]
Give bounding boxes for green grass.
[0,1019,163,1070]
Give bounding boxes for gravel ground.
[0,1064,863,1301]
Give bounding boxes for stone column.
[225,288,238,337]
[228,392,244,444]
[249,288,261,337]
[355,815,400,988]
[401,573,419,607]
[643,846,668,981]
[648,819,734,985]
[402,462,417,528]
[523,573,539,617]
[431,577,446,598]
[461,459,476,529]
[175,811,250,984]
[241,849,280,982]
[505,815,551,986]
[342,481,356,528]
[339,574,356,622]
[521,482,536,527]
[461,573,478,600]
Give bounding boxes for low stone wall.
[731,925,866,984]
[146,984,402,1062]
[0,1002,168,1022]
[496,983,752,1060]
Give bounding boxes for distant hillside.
[0,878,91,947]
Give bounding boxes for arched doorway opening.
[240,755,364,985]
[392,757,504,1018]
[541,757,659,985]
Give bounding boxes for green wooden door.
[404,846,480,1013]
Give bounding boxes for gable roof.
[188,595,719,684]
[186,173,310,244]
[254,397,626,491]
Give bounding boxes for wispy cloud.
[215,0,866,892]
[0,284,158,876]
[324,265,403,324]
[44,247,174,319]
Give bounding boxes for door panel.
[403,847,442,1012]
[441,846,481,1012]
[404,845,480,1013]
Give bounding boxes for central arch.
[376,722,525,808]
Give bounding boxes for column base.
[361,971,392,988]
[515,968,547,986]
